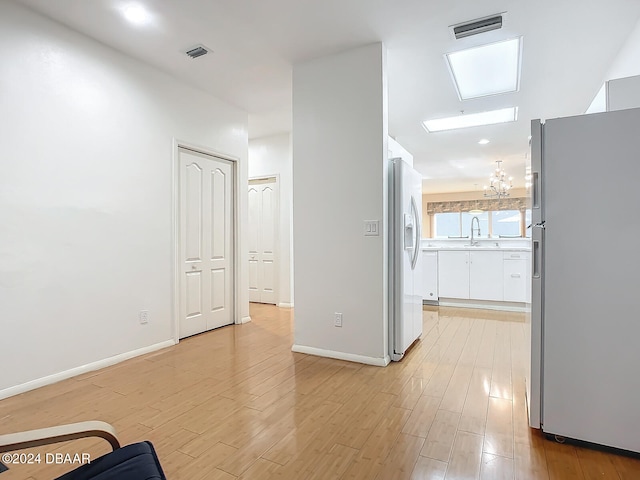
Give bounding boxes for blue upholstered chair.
[0,421,166,479]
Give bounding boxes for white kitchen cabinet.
[438,250,469,299]
[422,251,438,301]
[437,248,530,305]
[503,252,530,302]
[469,251,504,301]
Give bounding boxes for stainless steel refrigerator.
[527,107,640,453]
[389,158,423,361]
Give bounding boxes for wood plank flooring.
[2,304,639,479]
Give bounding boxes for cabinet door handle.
[511,273,521,278]
[510,254,520,258]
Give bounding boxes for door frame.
[248,174,280,305]
[172,139,240,343]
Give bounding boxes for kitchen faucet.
[470,216,481,246]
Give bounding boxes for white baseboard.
[278,302,294,308]
[0,340,176,401]
[437,298,530,313]
[291,344,390,367]
[240,315,252,324]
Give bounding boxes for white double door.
[179,148,234,338]
[248,178,277,304]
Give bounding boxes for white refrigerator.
[389,158,423,361]
[527,107,640,453]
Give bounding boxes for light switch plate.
[364,220,380,236]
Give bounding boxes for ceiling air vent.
[185,45,210,59]
[452,14,503,39]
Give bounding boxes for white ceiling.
[17,0,640,193]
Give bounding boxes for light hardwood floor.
[2,304,639,479]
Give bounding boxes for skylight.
[120,3,154,27]
[422,107,518,133]
[445,37,522,100]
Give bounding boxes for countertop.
[421,239,531,252]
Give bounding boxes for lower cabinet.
[437,249,530,303]
[438,251,470,299]
[470,251,503,301]
[503,252,530,302]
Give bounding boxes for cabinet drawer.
[504,258,528,302]
[503,251,530,260]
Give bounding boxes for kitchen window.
[433,209,526,238]
[433,212,462,238]
[492,210,521,237]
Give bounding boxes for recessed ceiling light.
[422,107,518,133]
[478,139,490,145]
[445,37,522,100]
[121,3,153,26]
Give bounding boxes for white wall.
[0,1,249,396]
[292,43,389,365]
[604,16,640,81]
[587,17,640,113]
[248,133,294,307]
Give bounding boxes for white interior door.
[179,148,234,338]
[248,177,278,304]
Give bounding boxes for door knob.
[191,265,197,270]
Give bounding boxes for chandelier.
[484,160,513,198]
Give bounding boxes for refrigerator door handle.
[415,197,422,254]
[533,239,541,278]
[532,172,540,209]
[410,195,420,270]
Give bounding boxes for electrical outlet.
[139,310,149,324]
[334,312,343,327]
